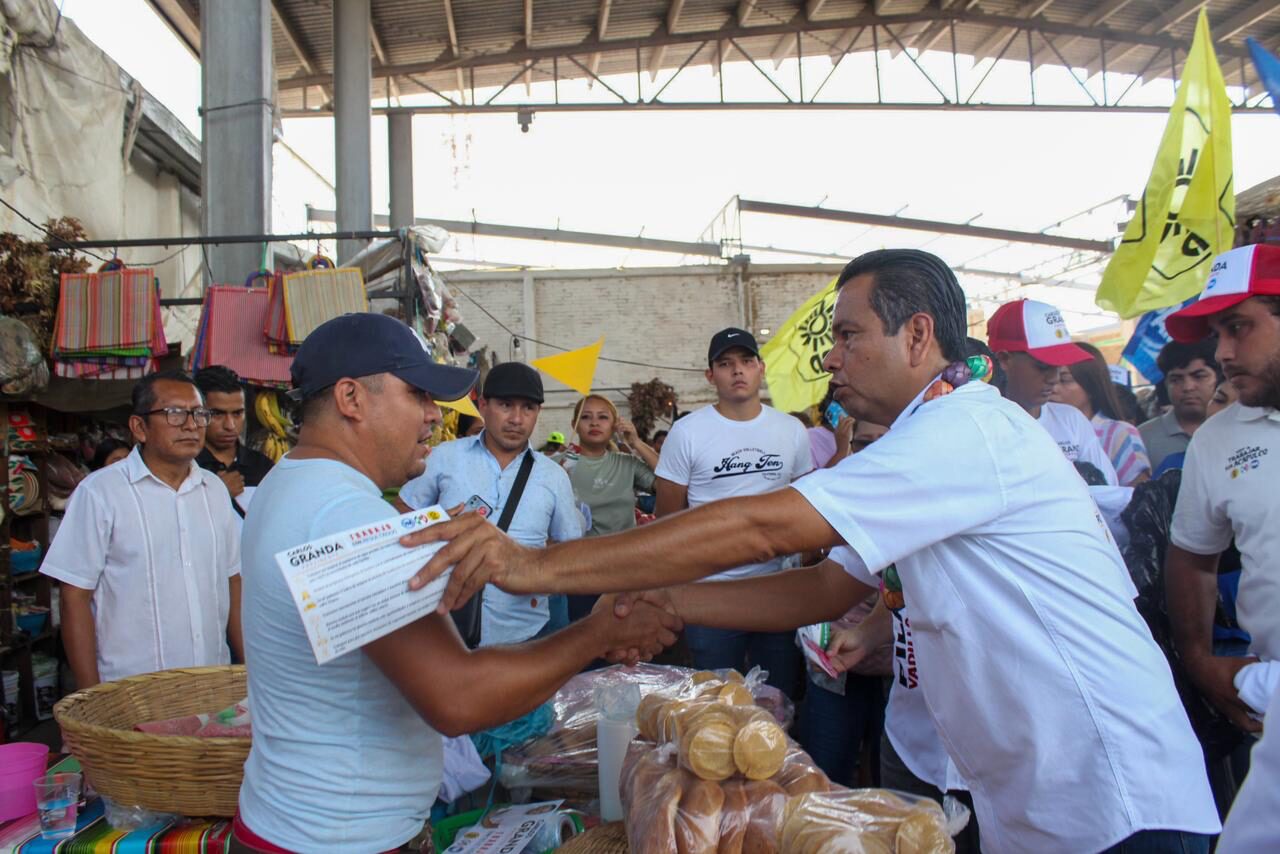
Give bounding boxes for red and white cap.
[1165,244,1280,343]
[986,299,1091,366]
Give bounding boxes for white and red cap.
[986,299,1091,366]
[1165,244,1280,342]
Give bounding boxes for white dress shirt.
[792,379,1218,853]
[41,447,239,682]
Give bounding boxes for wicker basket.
[53,665,249,817]
[557,821,629,853]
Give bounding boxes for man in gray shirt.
[1139,339,1220,473]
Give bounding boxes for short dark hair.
[1156,339,1219,381]
[132,369,199,416]
[91,437,130,470]
[194,365,243,397]
[837,249,968,363]
[1112,383,1141,425]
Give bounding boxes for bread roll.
[718,683,756,706]
[725,669,747,684]
[895,806,954,854]
[630,768,684,854]
[637,694,667,742]
[675,775,726,854]
[741,780,786,854]
[692,670,722,684]
[681,720,738,781]
[773,763,830,797]
[733,720,788,780]
[717,780,750,854]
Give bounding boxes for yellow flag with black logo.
[1095,9,1234,318]
[760,279,838,413]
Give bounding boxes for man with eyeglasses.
[41,369,244,689]
[194,366,274,517]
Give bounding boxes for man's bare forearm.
[669,561,872,632]
[60,586,100,689]
[529,489,840,595]
[1165,544,1220,664]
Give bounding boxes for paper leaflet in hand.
[275,505,454,664]
[443,801,574,853]
[797,623,840,679]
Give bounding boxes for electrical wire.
[449,283,707,373]
[0,196,189,267]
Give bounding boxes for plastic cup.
[32,772,81,840]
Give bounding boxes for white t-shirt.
[1170,402,1280,661]
[655,403,812,581]
[832,546,967,794]
[239,456,441,852]
[1218,679,1280,853]
[791,380,1218,854]
[40,447,239,683]
[1037,401,1119,484]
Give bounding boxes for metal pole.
[334,0,373,263]
[388,112,415,228]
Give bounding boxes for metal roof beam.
[805,0,829,20]
[1083,0,1208,76]
[305,207,724,257]
[271,1,333,102]
[972,0,1059,59]
[1031,0,1134,66]
[146,0,200,58]
[1216,0,1277,42]
[738,0,760,27]
[589,0,613,78]
[275,7,1254,92]
[441,0,465,96]
[648,0,687,78]
[736,198,1114,252]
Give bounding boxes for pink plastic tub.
[0,742,50,821]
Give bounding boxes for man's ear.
[128,414,148,445]
[904,312,936,368]
[704,368,715,385]
[332,378,365,421]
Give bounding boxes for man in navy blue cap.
[234,314,680,854]
[399,359,584,647]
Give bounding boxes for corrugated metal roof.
[148,0,1280,110]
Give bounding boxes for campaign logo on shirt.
[1225,445,1267,479]
[892,612,920,690]
[1057,441,1081,461]
[711,447,786,481]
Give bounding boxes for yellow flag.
[532,337,603,395]
[1095,10,1234,318]
[760,279,838,413]
[437,395,481,418]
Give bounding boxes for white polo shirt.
[791,379,1218,854]
[831,545,967,795]
[1218,680,1280,853]
[1038,401,1119,484]
[41,447,239,682]
[1170,402,1280,660]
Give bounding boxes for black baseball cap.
[289,313,478,402]
[708,327,760,365]
[481,361,544,404]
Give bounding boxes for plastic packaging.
[620,741,840,853]
[0,317,49,396]
[779,788,969,854]
[100,796,179,832]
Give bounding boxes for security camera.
[517,107,534,133]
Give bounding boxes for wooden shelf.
[11,571,42,583]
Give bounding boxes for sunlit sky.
[60,1,1280,334]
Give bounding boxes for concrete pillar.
[334,0,373,262]
[387,112,414,228]
[200,1,272,285]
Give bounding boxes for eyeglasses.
[139,407,213,427]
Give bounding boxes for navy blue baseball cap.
[289,313,478,402]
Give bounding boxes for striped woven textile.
[261,273,290,354]
[52,271,167,379]
[192,287,293,388]
[280,267,368,344]
[0,797,231,853]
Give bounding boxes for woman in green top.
[565,395,659,536]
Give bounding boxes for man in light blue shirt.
[400,362,582,646]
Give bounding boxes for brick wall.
[442,264,840,441]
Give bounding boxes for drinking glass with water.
[32,772,82,840]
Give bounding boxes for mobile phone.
[824,401,847,430]
[463,494,494,519]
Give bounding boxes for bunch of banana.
[255,391,293,462]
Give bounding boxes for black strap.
[495,450,535,532]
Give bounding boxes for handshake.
[592,590,683,667]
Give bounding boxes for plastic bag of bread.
[498,663,692,797]
[622,743,791,854]
[777,789,969,854]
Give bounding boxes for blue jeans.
[1099,830,1211,854]
[797,673,885,787]
[683,625,802,698]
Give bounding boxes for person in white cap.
[1163,244,1280,737]
[987,298,1119,484]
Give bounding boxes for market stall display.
[51,266,166,380]
[189,286,294,388]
